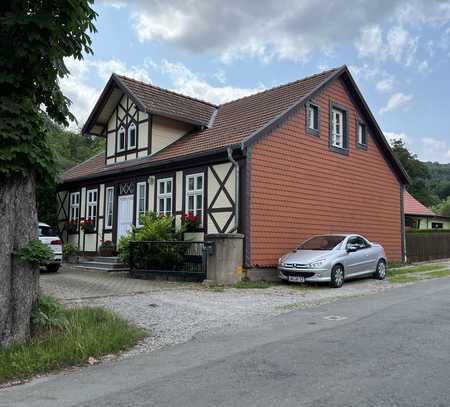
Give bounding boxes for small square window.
[357,122,367,147]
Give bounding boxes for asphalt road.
[2,278,450,407]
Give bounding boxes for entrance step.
[74,257,129,272]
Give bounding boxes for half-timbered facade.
[57,66,409,264]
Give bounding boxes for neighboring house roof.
[62,66,409,184]
[404,191,436,216]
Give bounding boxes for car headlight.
[308,259,326,268]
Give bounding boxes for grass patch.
[0,305,146,385]
[233,280,275,289]
[387,262,450,283]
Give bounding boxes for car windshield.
[38,226,57,237]
[297,235,345,251]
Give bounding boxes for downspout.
[227,147,239,233]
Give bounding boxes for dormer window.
[128,122,136,149]
[118,126,126,152]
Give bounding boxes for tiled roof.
[404,191,436,216]
[118,75,217,127]
[62,68,341,183]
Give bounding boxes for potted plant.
[80,218,95,233]
[181,212,201,232]
[99,240,115,257]
[62,243,79,263]
[65,219,78,233]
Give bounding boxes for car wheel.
[330,264,344,288]
[46,264,60,273]
[373,259,386,280]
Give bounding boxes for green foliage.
[0,306,146,384]
[117,213,186,265]
[17,239,53,265]
[32,296,68,332]
[62,243,78,258]
[99,240,114,250]
[0,0,97,178]
[432,196,450,217]
[391,139,435,206]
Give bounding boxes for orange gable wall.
[249,78,403,266]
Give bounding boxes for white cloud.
[355,25,418,66]
[60,57,152,128]
[153,59,265,104]
[417,60,431,74]
[380,92,413,113]
[384,131,408,145]
[376,78,395,93]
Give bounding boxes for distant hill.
[425,162,450,183]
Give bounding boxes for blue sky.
[62,0,450,163]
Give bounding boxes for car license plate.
[288,276,305,283]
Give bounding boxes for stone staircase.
[74,256,129,272]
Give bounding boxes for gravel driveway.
[40,266,397,356]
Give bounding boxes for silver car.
[278,234,387,288]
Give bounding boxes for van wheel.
[373,260,386,280]
[330,265,344,288]
[46,264,60,273]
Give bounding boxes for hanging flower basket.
[80,219,95,233]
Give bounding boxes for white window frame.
[357,122,367,146]
[105,187,114,229]
[127,122,137,149]
[118,125,126,152]
[156,178,173,217]
[185,173,204,227]
[86,189,98,227]
[69,192,80,221]
[307,103,319,131]
[331,108,345,149]
[136,181,147,227]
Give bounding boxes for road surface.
[2,278,450,407]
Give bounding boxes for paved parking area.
[40,265,399,356]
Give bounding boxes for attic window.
[118,126,126,152]
[357,121,367,149]
[306,103,320,135]
[128,122,136,149]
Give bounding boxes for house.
[56,65,409,269]
[404,191,450,230]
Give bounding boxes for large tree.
[0,1,96,346]
[390,139,435,207]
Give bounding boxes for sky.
[62,0,450,163]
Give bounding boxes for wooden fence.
[406,232,450,262]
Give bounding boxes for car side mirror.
[347,245,358,253]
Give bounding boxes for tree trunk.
[0,174,39,347]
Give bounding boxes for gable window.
[357,121,367,148]
[118,126,126,152]
[157,178,173,217]
[330,104,348,154]
[105,187,114,229]
[69,192,80,221]
[186,173,204,227]
[136,181,147,227]
[306,103,320,134]
[86,189,97,227]
[128,122,137,149]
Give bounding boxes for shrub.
[17,239,53,265]
[117,212,186,265]
[99,240,114,249]
[62,243,78,258]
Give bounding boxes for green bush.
[118,212,186,265]
[17,239,53,265]
[62,243,78,257]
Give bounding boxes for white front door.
[117,195,134,241]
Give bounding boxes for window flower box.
[80,219,95,233]
[181,212,201,232]
[65,220,78,233]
